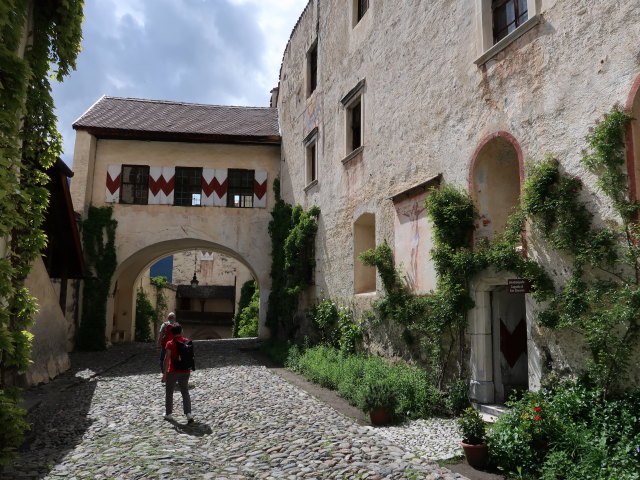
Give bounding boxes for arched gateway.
[70,96,280,343]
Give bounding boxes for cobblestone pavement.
[3,339,469,480]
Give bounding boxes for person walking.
[162,323,195,423]
[157,312,176,372]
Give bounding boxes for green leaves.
[266,178,320,338]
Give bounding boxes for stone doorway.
[491,286,527,403]
[469,274,530,405]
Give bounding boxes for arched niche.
[354,213,376,294]
[470,132,523,242]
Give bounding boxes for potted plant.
[361,380,397,425]
[458,407,488,468]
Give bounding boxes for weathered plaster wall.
[278,0,640,380]
[23,259,71,385]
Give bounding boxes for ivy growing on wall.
[150,275,168,339]
[233,279,257,337]
[77,206,117,351]
[0,0,83,464]
[266,178,320,338]
[363,108,638,395]
[525,110,639,393]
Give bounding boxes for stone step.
[472,403,508,423]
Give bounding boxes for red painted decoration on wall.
[254,178,267,200]
[202,177,228,198]
[500,318,527,368]
[106,172,121,195]
[148,175,175,196]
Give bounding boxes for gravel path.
[3,339,467,480]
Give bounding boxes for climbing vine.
[150,275,168,339]
[266,178,320,338]
[363,108,638,395]
[0,0,83,464]
[525,110,639,393]
[77,206,117,351]
[233,279,257,337]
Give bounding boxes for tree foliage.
[0,0,84,464]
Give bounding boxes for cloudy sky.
[52,0,308,166]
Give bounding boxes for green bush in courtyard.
[287,345,446,421]
[234,281,259,338]
[488,380,640,479]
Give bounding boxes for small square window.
[174,167,202,206]
[492,0,528,43]
[227,169,254,208]
[120,165,149,205]
[307,42,318,96]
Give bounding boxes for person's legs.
[159,347,166,372]
[177,372,191,415]
[165,372,177,415]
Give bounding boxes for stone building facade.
[70,96,279,344]
[276,0,640,403]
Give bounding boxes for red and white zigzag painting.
[105,165,122,203]
[148,166,175,205]
[201,169,228,207]
[253,171,267,208]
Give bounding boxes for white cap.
[168,312,176,319]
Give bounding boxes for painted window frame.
[304,127,318,187]
[475,0,541,66]
[341,79,366,158]
[174,167,203,207]
[227,168,255,208]
[119,164,149,205]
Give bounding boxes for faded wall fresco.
[393,191,437,294]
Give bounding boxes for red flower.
[534,406,542,412]
[533,416,542,420]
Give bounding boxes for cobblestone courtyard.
[3,339,469,480]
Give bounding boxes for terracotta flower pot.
[369,407,391,426]
[460,441,488,468]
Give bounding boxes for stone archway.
[468,132,529,404]
[107,239,269,344]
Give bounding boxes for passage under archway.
[472,135,522,241]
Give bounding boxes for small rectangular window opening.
[357,0,369,22]
[308,43,318,96]
[120,165,149,205]
[227,169,254,208]
[174,167,203,206]
[492,0,528,43]
[350,99,362,151]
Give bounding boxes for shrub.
[234,285,259,338]
[458,407,486,444]
[134,288,154,342]
[288,345,445,421]
[0,389,29,465]
[307,299,362,354]
[488,380,640,479]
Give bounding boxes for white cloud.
[53,0,308,166]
